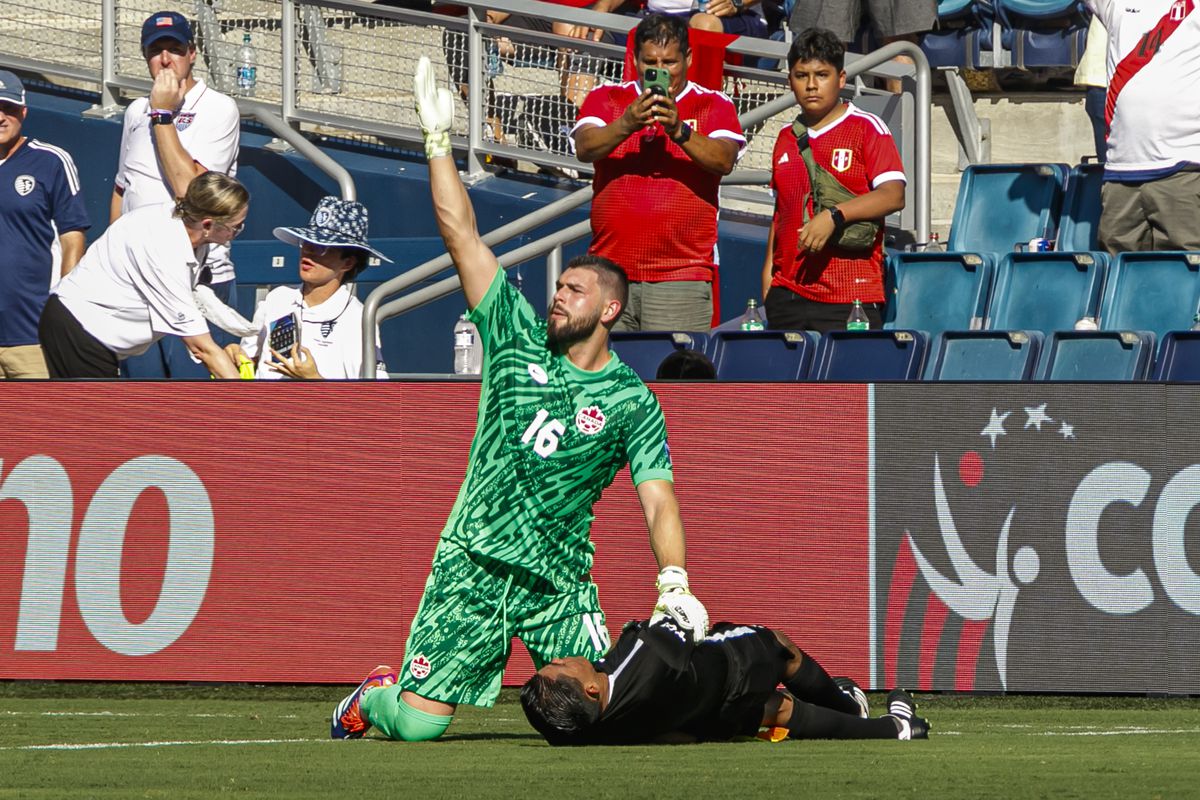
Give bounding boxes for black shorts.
[38,295,120,379]
[688,623,791,741]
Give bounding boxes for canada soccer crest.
[575,405,606,435]
[831,148,853,172]
[410,654,432,680]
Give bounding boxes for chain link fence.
[0,0,104,76]
[0,0,897,199]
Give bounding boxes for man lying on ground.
[520,617,929,745]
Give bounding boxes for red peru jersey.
[769,103,905,304]
[574,81,746,283]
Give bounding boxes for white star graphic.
[1024,403,1053,431]
[1059,421,1075,440]
[981,408,1011,448]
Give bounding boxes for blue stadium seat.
[709,330,814,381]
[884,251,994,338]
[1152,331,1200,381]
[986,251,1107,334]
[920,0,996,68]
[610,331,708,381]
[1056,162,1105,251]
[997,0,1090,68]
[947,163,1069,253]
[1039,331,1155,380]
[811,330,929,381]
[926,330,1044,380]
[1097,252,1200,343]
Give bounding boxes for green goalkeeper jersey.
[441,269,673,589]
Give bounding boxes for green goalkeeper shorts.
[399,542,611,707]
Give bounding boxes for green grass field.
[2,682,1198,799]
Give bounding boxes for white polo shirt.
[53,203,210,357]
[1088,0,1200,179]
[115,79,241,281]
[241,284,389,379]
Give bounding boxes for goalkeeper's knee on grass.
[363,690,453,741]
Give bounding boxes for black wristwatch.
[731,0,744,9]
[671,122,692,145]
[828,206,846,231]
[150,110,175,126]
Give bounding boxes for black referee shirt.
[573,619,729,745]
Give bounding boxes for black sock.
[785,700,901,740]
[782,651,861,717]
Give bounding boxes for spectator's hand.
[562,24,602,41]
[620,90,659,133]
[704,0,739,16]
[414,56,454,159]
[268,344,323,380]
[649,93,682,140]
[149,68,185,111]
[224,343,248,363]
[797,210,837,253]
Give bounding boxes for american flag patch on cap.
[156,16,173,25]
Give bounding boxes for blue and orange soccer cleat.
[331,665,398,739]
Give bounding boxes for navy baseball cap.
[141,11,193,50]
[0,70,26,106]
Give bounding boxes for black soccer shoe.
[834,676,870,718]
[885,689,930,740]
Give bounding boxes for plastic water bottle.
[740,298,766,331]
[486,41,503,77]
[697,0,708,12]
[1074,316,1099,331]
[923,232,945,252]
[1191,313,1200,331]
[454,314,482,375]
[237,33,257,97]
[846,299,870,331]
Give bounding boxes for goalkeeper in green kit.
[330,56,709,742]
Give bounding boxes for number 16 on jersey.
[521,408,565,458]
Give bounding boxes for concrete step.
[930,90,1094,238]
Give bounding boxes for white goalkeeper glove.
[650,566,709,644]
[413,55,453,160]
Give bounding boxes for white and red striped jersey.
[1088,0,1200,179]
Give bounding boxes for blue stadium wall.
[23,83,769,374]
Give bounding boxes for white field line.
[1,737,327,752]
[0,711,298,719]
[1037,728,1200,737]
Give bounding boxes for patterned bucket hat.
[273,196,393,263]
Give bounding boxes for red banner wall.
[0,383,870,685]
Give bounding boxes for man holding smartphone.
[572,14,746,332]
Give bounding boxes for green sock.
[361,686,453,742]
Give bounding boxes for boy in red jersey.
[761,28,906,333]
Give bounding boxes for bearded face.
[546,299,604,348]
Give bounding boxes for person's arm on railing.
[414,56,500,311]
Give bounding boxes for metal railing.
[0,0,931,376]
[0,0,924,197]
[359,39,931,375]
